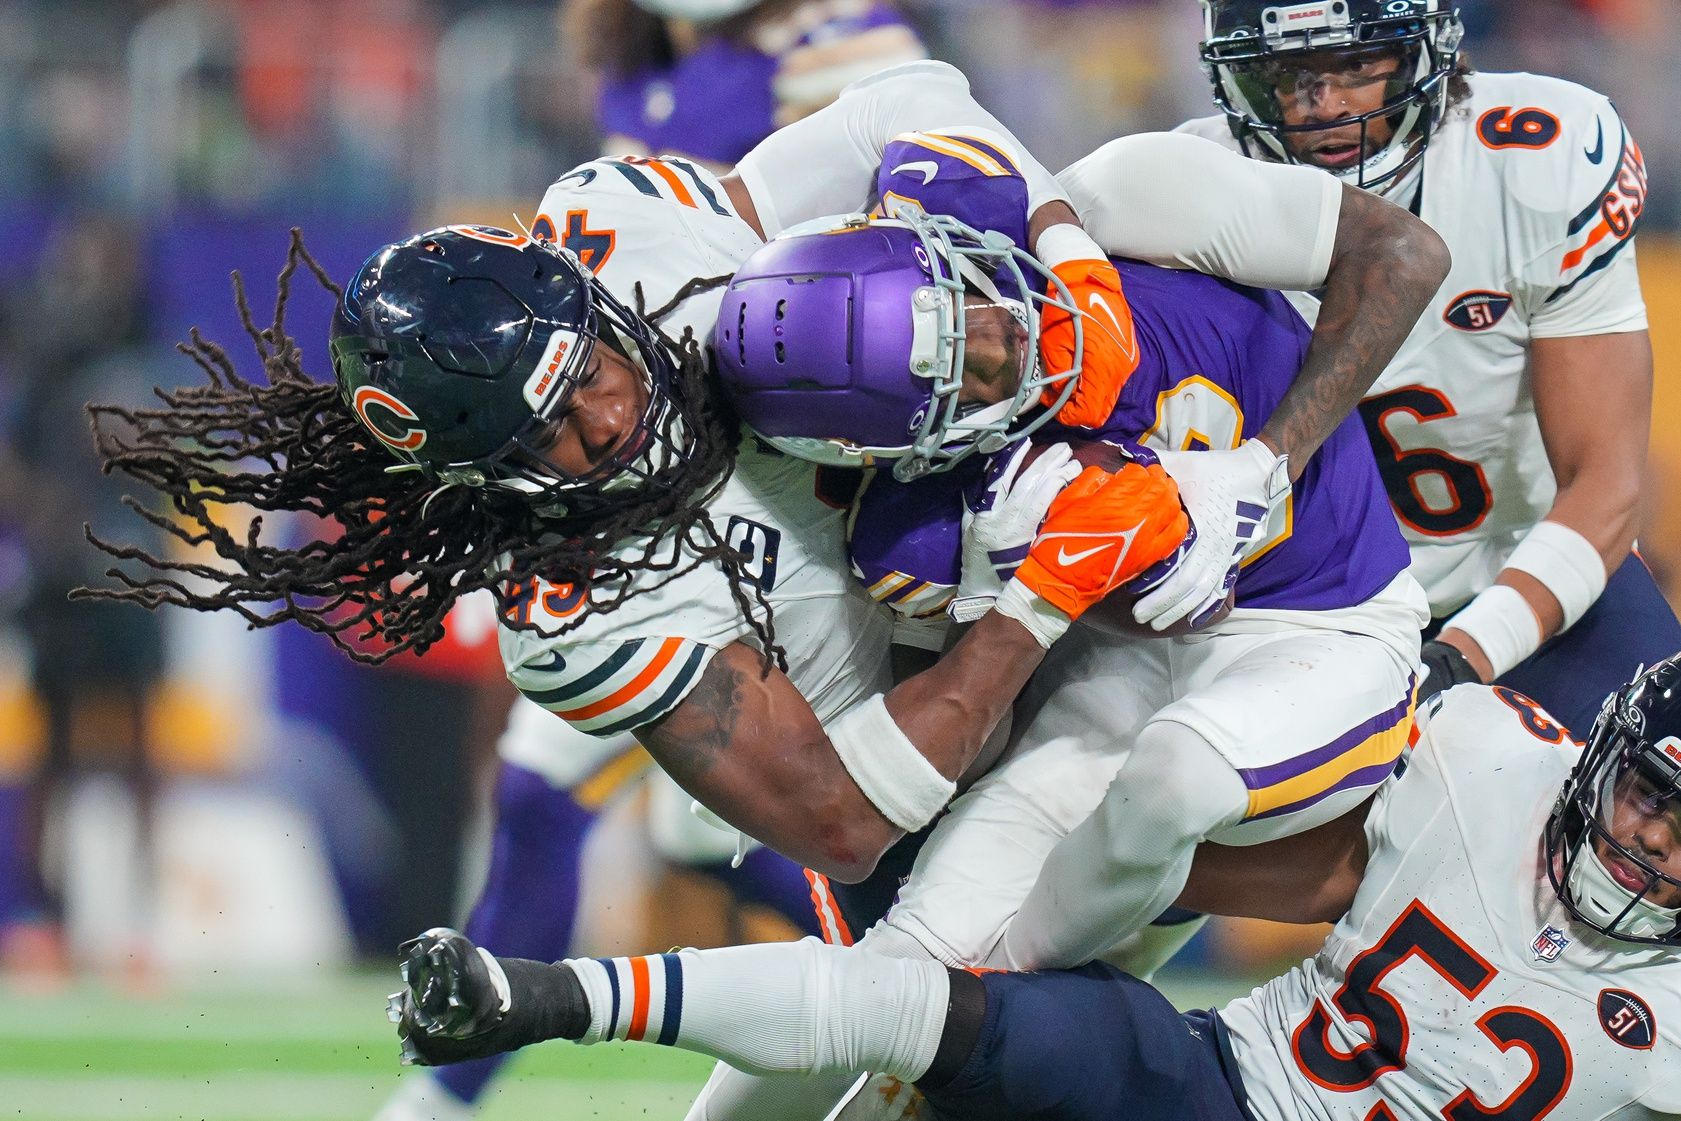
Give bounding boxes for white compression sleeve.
[568,939,950,1082]
[826,693,956,833]
[1000,721,1248,971]
[734,60,1069,238]
[1058,131,1341,291]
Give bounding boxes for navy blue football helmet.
[1199,0,1463,193]
[1547,654,1681,945]
[330,225,693,514]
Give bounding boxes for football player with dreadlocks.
[86,65,1445,1121]
[76,60,1259,895]
[1179,0,1680,736]
[393,655,1681,1121]
[375,7,931,1117]
[82,57,1446,883]
[83,199,1177,887]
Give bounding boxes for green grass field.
[0,968,1259,1121]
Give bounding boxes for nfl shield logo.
[1532,925,1570,963]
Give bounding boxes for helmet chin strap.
[1565,838,1681,940]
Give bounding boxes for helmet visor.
[1225,45,1418,130]
[1582,738,1681,912]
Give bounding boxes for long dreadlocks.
[75,230,783,667]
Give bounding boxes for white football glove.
[1131,439,1289,631]
[948,442,1081,624]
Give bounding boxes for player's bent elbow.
[760,751,894,883]
[1340,186,1451,291]
[1378,208,1450,292]
[1409,221,1452,289]
[800,809,889,884]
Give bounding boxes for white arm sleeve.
[1057,132,1342,290]
[735,60,1069,238]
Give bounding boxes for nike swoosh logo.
[1057,542,1114,566]
[1085,292,1137,359]
[1043,520,1147,580]
[1584,120,1605,164]
[523,652,567,673]
[890,160,940,186]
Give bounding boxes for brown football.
[1021,438,1234,638]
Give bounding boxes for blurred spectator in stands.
[567,0,926,171]
[0,213,163,981]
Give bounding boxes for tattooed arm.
[1257,184,1450,479]
[638,610,1046,882]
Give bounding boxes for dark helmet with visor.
[1546,654,1681,946]
[330,225,693,516]
[1200,0,1464,193]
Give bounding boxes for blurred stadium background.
[0,1,1677,1118]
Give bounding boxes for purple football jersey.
[875,131,1032,253]
[1037,262,1409,612]
[848,462,973,616]
[598,3,918,168]
[860,149,1408,613]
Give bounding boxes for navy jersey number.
[1358,386,1494,537]
[726,516,781,592]
[1291,900,1573,1119]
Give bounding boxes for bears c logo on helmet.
[352,386,428,452]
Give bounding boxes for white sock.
[564,938,950,1081]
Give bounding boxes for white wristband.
[1444,584,1542,680]
[825,694,955,833]
[1033,223,1107,270]
[993,577,1071,648]
[1501,521,1607,632]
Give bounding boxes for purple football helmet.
[714,206,1083,481]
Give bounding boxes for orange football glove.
[1013,462,1189,620]
[1037,257,1138,430]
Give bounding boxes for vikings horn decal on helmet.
[713,206,1082,482]
[1199,0,1464,193]
[1546,653,1681,945]
[330,226,694,513]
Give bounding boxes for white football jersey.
[497,156,892,737]
[1180,71,1649,616]
[1219,685,1681,1121]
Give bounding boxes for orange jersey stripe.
[643,160,698,209]
[556,637,684,722]
[803,869,855,946]
[627,955,653,1041]
[1560,219,1613,272]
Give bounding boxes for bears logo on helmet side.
[352,385,429,452]
[330,226,696,512]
